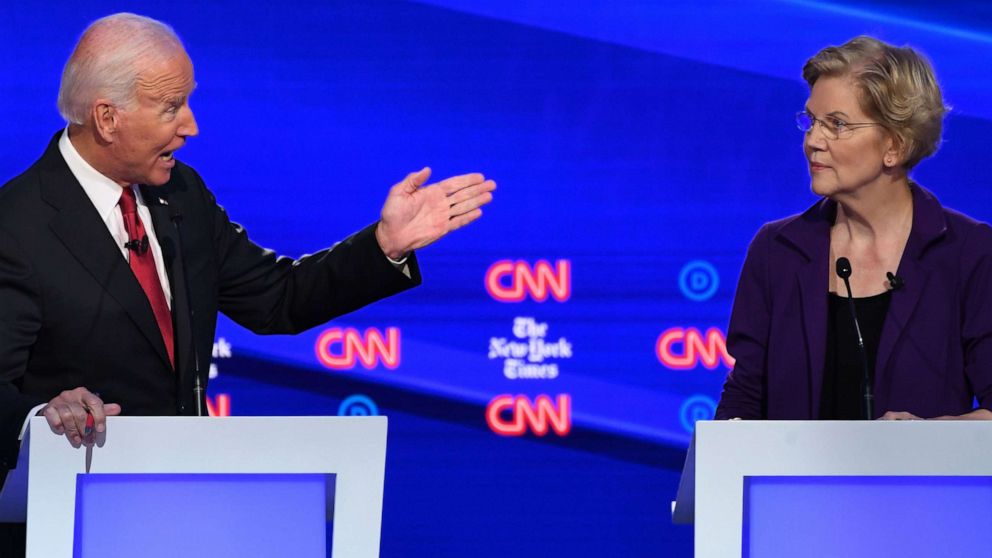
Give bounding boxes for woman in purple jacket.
[715,36,992,421]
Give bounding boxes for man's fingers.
[436,173,486,195]
[448,189,494,218]
[448,208,483,232]
[445,180,496,207]
[103,403,123,416]
[397,167,432,194]
[43,405,65,435]
[879,411,922,420]
[84,395,107,433]
[58,406,85,446]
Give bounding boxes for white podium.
[0,416,388,558]
[674,420,992,558]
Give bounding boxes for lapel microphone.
[124,235,150,255]
[886,271,905,291]
[836,257,874,420]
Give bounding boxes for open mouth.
[160,151,174,162]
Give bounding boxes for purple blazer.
[715,184,992,419]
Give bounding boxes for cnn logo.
[656,327,735,370]
[486,394,572,436]
[315,327,401,370]
[485,260,571,303]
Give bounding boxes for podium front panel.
[25,416,386,558]
[73,473,333,558]
[694,421,992,558]
[743,475,992,557]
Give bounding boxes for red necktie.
[119,187,175,368]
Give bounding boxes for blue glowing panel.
[743,476,992,557]
[72,474,330,558]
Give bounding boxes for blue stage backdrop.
[3,1,992,556]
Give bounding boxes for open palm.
[375,167,496,259]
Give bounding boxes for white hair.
[57,13,184,124]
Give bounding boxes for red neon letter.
[656,327,694,369]
[486,395,524,435]
[206,394,231,417]
[485,260,523,302]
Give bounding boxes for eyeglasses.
[796,111,882,140]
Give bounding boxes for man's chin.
[143,169,174,187]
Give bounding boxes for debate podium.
[0,416,388,558]
[673,420,992,557]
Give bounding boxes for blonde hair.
[802,36,948,169]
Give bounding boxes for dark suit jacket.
[716,184,992,419]
[0,132,420,470]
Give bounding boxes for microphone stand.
[169,203,206,417]
[835,257,873,420]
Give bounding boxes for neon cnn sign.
[485,260,571,303]
[315,327,401,370]
[656,327,735,370]
[485,394,572,436]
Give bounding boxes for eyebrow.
[161,83,197,105]
[805,107,852,119]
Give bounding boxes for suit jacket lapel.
[780,199,833,418]
[874,184,946,406]
[141,187,193,379]
[38,137,172,370]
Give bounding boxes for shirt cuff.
[386,253,411,279]
[19,404,47,441]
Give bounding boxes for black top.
[819,291,892,419]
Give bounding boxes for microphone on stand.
[168,202,206,417]
[836,257,873,420]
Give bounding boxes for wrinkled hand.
[41,387,121,448]
[878,411,923,420]
[375,167,496,259]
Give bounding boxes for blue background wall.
[3,1,992,555]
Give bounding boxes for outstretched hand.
[375,167,495,259]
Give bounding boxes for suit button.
[178,404,186,413]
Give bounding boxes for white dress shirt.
[57,129,173,308]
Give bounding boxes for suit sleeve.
[715,225,773,420]
[0,226,48,470]
[960,223,992,411]
[194,177,422,335]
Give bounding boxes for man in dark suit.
[0,12,495,545]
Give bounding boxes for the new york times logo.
[488,317,573,379]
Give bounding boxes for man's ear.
[91,100,118,143]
